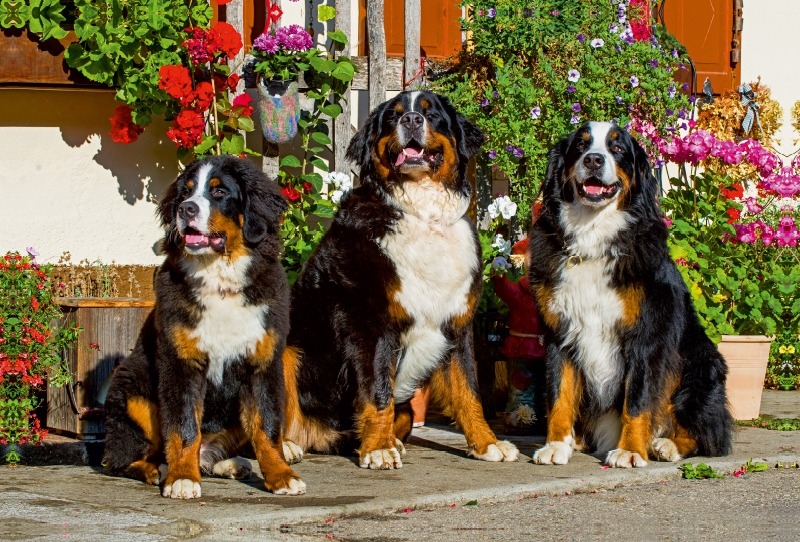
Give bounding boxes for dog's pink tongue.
[395,146,423,166]
[395,153,406,166]
[585,184,604,195]
[185,233,209,246]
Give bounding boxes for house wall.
[740,0,800,156]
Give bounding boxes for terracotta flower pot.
[410,387,431,427]
[718,335,774,420]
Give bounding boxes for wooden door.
[359,0,463,58]
[661,0,742,94]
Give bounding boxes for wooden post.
[262,0,281,179]
[366,0,386,110]
[334,0,352,173]
[225,0,246,94]
[404,0,421,91]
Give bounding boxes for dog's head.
[346,91,484,194]
[543,121,658,214]
[159,155,287,257]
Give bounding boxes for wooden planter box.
[46,298,154,440]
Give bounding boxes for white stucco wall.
[740,0,800,156]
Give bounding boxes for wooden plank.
[334,0,353,173]
[0,31,104,87]
[351,56,404,91]
[404,0,422,90]
[56,298,155,308]
[366,0,386,110]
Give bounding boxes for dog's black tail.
[672,303,734,457]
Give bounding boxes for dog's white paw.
[272,477,307,496]
[162,479,202,499]
[533,441,573,465]
[360,448,403,470]
[605,448,648,468]
[468,440,519,462]
[282,440,304,465]
[212,457,252,479]
[395,438,407,457]
[650,438,683,462]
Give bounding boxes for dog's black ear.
[158,178,180,229]
[346,103,384,172]
[455,111,485,159]
[543,134,570,200]
[227,157,288,245]
[632,137,661,218]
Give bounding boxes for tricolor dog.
[102,155,305,498]
[529,122,733,468]
[281,91,519,468]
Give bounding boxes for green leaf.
[310,157,330,172]
[309,56,338,73]
[194,135,219,155]
[464,500,478,506]
[317,5,336,22]
[310,132,332,145]
[280,155,302,168]
[225,133,245,155]
[331,61,355,82]
[238,116,255,132]
[328,29,348,45]
[320,103,342,118]
[312,200,335,218]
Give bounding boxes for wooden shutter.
[359,0,463,59]
[662,0,742,94]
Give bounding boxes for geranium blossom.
[232,93,254,117]
[491,234,512,256]
[775,216,800,246]
[158,65,193,101]
[108,105,144,144]
[487,195,517,220]
[167,110,205,148]
[761,167,800,198]
[275,24,313,52]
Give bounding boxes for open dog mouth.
[577,177,620,201]
[183,227,226,252]
[392,140,443,168]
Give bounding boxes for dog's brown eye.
[211,188,226,198]
[613,145,622,153]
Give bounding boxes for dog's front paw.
[605,448,648,468]
[282,440,304,465]
[212,457,252,479]
[650,438,683,462]
[359,447,403,470]
[162,478,202,499]
[533,441,573,465]
[468,440,519,462]
[271,477,307,496]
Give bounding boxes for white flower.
[487,201,501,220]
[323,171,353,204]
[491,234,512,256]
[567,69,580,82]
[331,190,344,205]
[591,38,605,48]
[495,195,518,220]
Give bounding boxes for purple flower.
[678,109,686,119]
[591,38,605,48]
[577,34,586,43]
[25,246,39,261]
[487,7,496,18]
[609,23,619,33]
[689,96,697,104]
[570,115,580,125]
[745,197,764,214]
[615,44,623,53]
[567,69,580,82]
[671,49,679,58]
[571,102,582,113]
[665,109,674,116]
[253,32,280,54]
[649,59,659,68]
[630,75,639,88]
[567,84,576,93]
[668,84,677,98]
[654,158,665,169]
[493,91,499,98]
[776,216,800,247]
[506,145,514,151]
[530,106,541,120]
[550,10,561,15]
[615,96,624,105]
[513,147,524,158]
[481,98,489,107]
[275,24,313,52]
[679,62,686,70]
[682,83,689,91]
[488,150,497,159]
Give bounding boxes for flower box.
[46,298,153,440]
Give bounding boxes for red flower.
[167,110,206,148]
[726,208,741,223]
[281,186,302,202]
[302,182,314,193]
[232,93,254,117]
[30,296,39,311]
[159,65,193,101]
[188,81,215,112]
[226,73,240,90]
[89,342,100,350]
[720,183,744,200]
[211,22,243,60]
[109,105,145,144]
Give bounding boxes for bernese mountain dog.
[102,155,307,498]
[281,91,519,468]
[529,122,733,468]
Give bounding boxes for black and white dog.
[529,122,733,468]
[281,91,519,468]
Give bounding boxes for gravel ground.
[281,468,800,542]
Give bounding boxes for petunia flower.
[615,96,624,105]
[630,75,639,88]
[591,38,604,48]
[488,150,497,159]
[530,106,541,119]
[671,49,679,58]
[513,147,524,158]
[481,98,489,107]
[568,69,580,82]
[487,7,496,17]
[570,115,580,125]
[567,85,576,93]
[577,34,586,43]
[571,103,582,113]
[609,23,619,33]
[649,59,659,68]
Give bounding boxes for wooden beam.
[261,0,281,179]
[403,0,421,90]
[366,0,386,110]
[334,0,352,174]
[350,56,444,91]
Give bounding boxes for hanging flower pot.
[257,77,300,144]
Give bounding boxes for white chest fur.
[381,181,477,402]
[181,255,269,386]
[551,202,632,408]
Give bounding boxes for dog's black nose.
[178,201,199,219]
[583,153,605,170]
[400,112,424,127]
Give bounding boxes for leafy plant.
[679,462,724,479]
[735,417,800,431]
[0,250,80,464]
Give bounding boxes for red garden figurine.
[491,238,547,435]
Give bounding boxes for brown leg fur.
[242,409,304,494]
[393,408,413,443]
[547,362,582,444]
[355,401,399,464]
[617,405,652,459]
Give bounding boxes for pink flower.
[710,139,743,165]
[775,216,800,246]
[735,223,757,244]
[745,197,763,214]
[761,167,800,198]
[675,258,688,266]
[684,129,716,163]
[662,216,673,228]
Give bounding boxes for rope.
[402,56,427,90]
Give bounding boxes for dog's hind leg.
[200,427,252,479]
[103,394,166,485]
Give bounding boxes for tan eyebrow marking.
[209,178,221,187]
